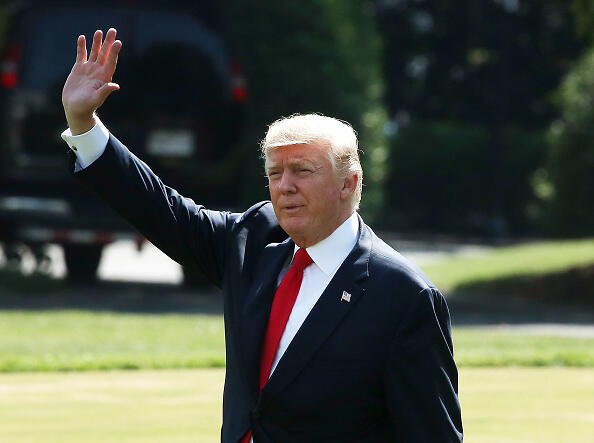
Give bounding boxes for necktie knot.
[292,248,313,272]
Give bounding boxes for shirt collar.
[293,212,359,276]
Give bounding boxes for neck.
[293,210,355,248]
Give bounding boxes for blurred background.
[0,1,593,442]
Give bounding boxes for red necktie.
[241,248,313,443]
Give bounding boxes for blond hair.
[260,113,363,210]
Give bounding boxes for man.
[61,29,463,442]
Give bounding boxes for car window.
[133,12,227,78]
[19,8,227,90]
[20,9,123,89]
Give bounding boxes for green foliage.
[544,46,594,236]
[423,238,594,291]
[572,0,594,41]
[378,0,586,127]
[223,0,387,220]
[385,121,547,233]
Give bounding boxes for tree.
[223,0,387,220]
[572,0,594,42]
[376,0,588,234]
[377,0,587,127]
[544,46,594,236]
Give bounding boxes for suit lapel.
[240,237,294,398]
[263,220,373,396]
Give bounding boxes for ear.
[340,173,358,201]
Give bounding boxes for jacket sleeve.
[384,287,464,442]
[70,134,235,287]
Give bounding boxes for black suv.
[0,1,246,281]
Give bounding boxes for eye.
[298,168,313,175]
[268,170,281,179]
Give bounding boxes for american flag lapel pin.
[341,290,351,303]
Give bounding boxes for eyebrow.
[267,158,318,172]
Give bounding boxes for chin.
[279,216,308,238]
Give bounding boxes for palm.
[62,29,121,126]
[64,64,112,113]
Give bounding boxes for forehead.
[267,142,330,166]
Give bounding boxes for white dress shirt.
[61,118,110,169]
[61,119,360,376]
[270,213,359,376]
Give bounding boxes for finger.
[88,30,103,62]
[96,82,120,106]
[76,35,87,63]
[104,40,122,78]
[98,28,117,65]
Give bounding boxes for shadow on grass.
[456,264,594,305]
[3,265,594,323]
[448,264,594,326]
[0,269,223,315]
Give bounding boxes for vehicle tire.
[63,244,103,281]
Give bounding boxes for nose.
[278,170,297,194]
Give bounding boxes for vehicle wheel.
[63,244,103,281]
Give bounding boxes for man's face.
[267,142,351,247]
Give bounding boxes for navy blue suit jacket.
[71,134,463,442]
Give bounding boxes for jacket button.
[252,410,261,419]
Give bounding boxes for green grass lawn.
[460,367,594,443]
[1,310,593,371]
[423,237,594,291]
[0,237,592,372]
[0,310,225,372]
[0,369,224,443]
[0,367,592,443]
[0,238,593,441]
[454,327,594,367]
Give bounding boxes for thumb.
[96,82,120,106]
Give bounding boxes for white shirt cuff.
[61,118,109,169]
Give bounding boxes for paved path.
[379,232,493,265]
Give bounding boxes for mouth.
[282,205,304,213]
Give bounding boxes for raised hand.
[62,28,122,135]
